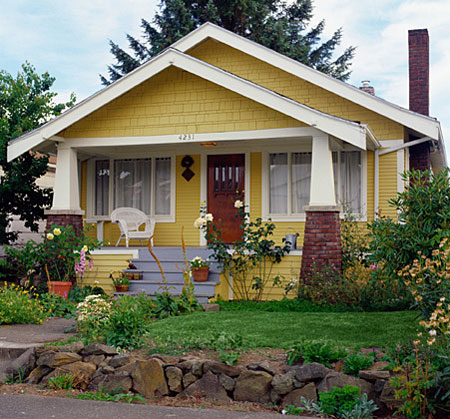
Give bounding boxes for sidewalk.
[0,394,306,419]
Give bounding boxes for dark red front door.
[207,154,245,243]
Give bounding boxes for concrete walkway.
[0,395,306,418]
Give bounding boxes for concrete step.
[113,291,212,305]
[129,280,217,297]
[127,260,221,272]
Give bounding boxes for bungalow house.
[6,25,446,300]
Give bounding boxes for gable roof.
[8,48,373,162]
[173,22,443,142]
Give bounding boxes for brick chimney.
[408,29,431,172]
[359,80,375,96]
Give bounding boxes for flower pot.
[192,266,209,282]
[115,285,129,292]
[47,281,72,300]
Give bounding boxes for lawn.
[146,310,418,349]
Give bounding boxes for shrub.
[198,202,288,301]
[0,283,46,324]
[68,285,105,304]
[369,168,450,283]
[76,294,112,342]
[343,352,375,377]
[38,292,76,317]
[286,341,347,367]
[75,390,145,404]
[48,373,75,390]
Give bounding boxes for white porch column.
[308,134,337,207]
[51,144,81,211]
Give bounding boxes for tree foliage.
[368,169,450,281]
[0,62,75,244]
[101,0,355,85]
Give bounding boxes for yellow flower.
[82,245,88,252]
[53,228,61,236]
[46,233,54,240]
[415,295,423,302]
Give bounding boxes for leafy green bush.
[68,285,105,304]
[286,341,347,367]
[48,374,75,390]
[0,283,47,324]
[369,169,450,283]
[300,386,378,418]
[38,292,76,317]
[343,352,375,377]
[76,294,112,342]
[3,367,27,384]
[152,291,200,319]
[75,391,145,404]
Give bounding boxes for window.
[269,152,312,215]
[93,157,173,219]
[333,151,361,214]
[267,150,362,217]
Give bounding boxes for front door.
[207,154,245,243]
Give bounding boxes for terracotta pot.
[115,285,129,292]
[192,266,209,282]
[47,281,72,300]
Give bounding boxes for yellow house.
[7,25,446,301]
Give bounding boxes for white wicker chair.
[111,207,155,247]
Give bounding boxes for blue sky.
[1,0,449,160]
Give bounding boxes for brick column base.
[45,210,85,237]
[300,206,342,281]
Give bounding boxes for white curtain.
[291,152,311,213]
[114,159,151,213]
[269,153,288,214]
[155,157,171,215]
[340,151,361,213]
[95,160,109,216]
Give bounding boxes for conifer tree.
[101,0,355,85]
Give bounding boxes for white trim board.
[7,49,370,161]
[173,22,442,142]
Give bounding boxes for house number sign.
[179,134,195,141]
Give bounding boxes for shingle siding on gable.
[188,39,405,141]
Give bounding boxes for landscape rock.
[374,379,386,393]
[83,355,105,366]
[109,354,131,368]
[6,347,36,377]
[271,372,295,395]
[234,370,272,403]
[100,365,115,374]
[359,369,390,381]
[92,374,133,393]
[203,360,241,377]
[132,358,168,397]
[82,343,117,356]
[317,371,373,396]
[183,372,198,388]
[247,361,275,376]
[165,366,183,393]
[150,354,180,365]
[116,360,137,375]
[36,351,82,368]
[25,366,52,384]
[219,373,235,392]
[380,381,403,408]
[58,341,84,354]
[42,361,96,389]
[270,389,282,403]
[191,360,206,377]
[178,371,230,402]
[282,383,317,407]
[292,362,329,382]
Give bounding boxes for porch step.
[122,246,221,304]
[112,291,213,305]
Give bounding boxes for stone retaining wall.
[10,342,396,408]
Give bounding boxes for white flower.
[46,233,54,240]
[193,217,207,229]
[429,329,437,336]
[234,200,244,208]
[205,213,214,222]
[53,228,61,236]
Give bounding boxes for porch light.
[201,142,217,147]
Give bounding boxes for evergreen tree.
[101,0,355,85]
[0,62,75,244]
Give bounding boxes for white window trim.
[86,154,176,223]
[261,147,367,222]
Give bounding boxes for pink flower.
[370,264,378,271]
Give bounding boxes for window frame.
[262,146,367,222]
[87,154,176,223]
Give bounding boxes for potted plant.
[110,271,130,292]
[190,257,210,282]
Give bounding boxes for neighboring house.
[6,25,447,298]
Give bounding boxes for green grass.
[146,311,419,350]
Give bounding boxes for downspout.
[374,136,432,219]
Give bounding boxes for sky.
[1,0,449,161]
